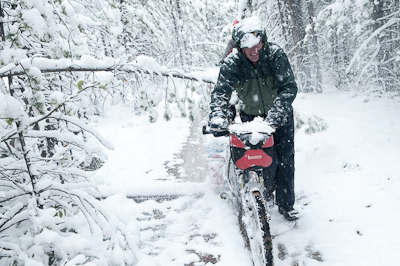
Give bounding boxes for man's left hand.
[266,107,288,129]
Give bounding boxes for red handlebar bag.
[230,133,274,170]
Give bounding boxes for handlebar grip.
[202,125,211,135]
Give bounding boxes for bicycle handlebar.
[202,125,229,136]
[202,125,211,135]
[202,125,273,138]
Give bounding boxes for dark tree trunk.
[306,0,322,93]
[8,77,39,201]
[169,0,189,68]
[276,0,289,51]
[370,0,385,90]
[393,0,400,92]
[0,0,6,42]
[281,0,307,89]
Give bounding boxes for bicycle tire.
[247,191,273,266]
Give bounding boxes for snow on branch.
[346,18,400,74]
[0,56,216,84]
[43,114,114,150]
[0,111,113,150]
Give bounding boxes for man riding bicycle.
[209,16,299,221]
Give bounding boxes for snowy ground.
[94,87,400,266]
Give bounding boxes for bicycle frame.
[203,124,274,200]
[204,123,275,266]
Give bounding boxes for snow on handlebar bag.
[230,133,274,170]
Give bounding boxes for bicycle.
[203,120,275,266]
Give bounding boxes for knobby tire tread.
[251,191,273,266]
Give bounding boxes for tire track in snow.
[135,119,251,265]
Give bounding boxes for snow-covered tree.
[313,0,400,94]
[0,1,140,264]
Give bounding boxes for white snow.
[48,91,66,105]
[0,47,27,65]
[288,87,400,265]
[95,105,194,196]
[0,92,29,126]
[234,16,263,48]
[230,117,275,145]
[21,8,48,39]
[94,86,400,265]
[134,55,169,74]
[0,56,116,76]
[235,16,263,35]
[240,33,261,48]
[96,71,114,87]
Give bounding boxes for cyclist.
[209,16,299,221]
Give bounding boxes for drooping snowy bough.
[0,0,218,264]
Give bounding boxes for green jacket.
[210,41,298,121]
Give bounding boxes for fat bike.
[203,123,274,266]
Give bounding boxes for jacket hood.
[232,16,267,49]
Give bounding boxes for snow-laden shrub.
[294,111,328,135]
[0,81,139,265]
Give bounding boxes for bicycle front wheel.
[247,191,273,266]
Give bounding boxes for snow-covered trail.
[95,89,400,266]
[95,107,254,266]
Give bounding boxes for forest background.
[0,0,399,265]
